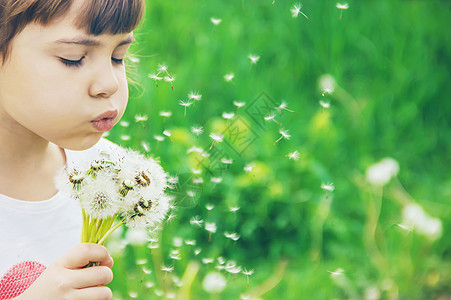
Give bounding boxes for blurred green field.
[105,0,451,299]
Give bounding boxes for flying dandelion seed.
[188,91,202,108]
[222,112,235,120]
[134,115,148,123]
[193,177,203,184]
[164,76,175,90]
[161,265,174,273]
[141,141,150,152]
[286,150,300,160]
[205,222,217,241]
[179,100,193,118]
[163,130,173,143]
[229,206,240,212]
[154,135,165,142]
[120,135,130,141]
[264,114,282,125]
[170,249,181,260]
[336,2,349,20]
[221,158,233,164]
[120,121,129,127]
[321,182,335,192]
[242,268,254,287]
[185,240,196,246]
[291,3,308,19]
[159,111,172,118]
[233,101,246,108]
[191,126,204,138]
[248,54,260,71]
[278,101,297,113]
[190,216,204,226]
[273,129,291,146]
[209,133,224,149]
[202,258,215,264]
[205,204,215,211]
[210,177,223,191]
[224,73,235,82]
[244,163,255,174]
[158,64,168,73]
[210,17,222,26]
[319,100,331,109]
[148,73,163,87]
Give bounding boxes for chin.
[59,133,104,151]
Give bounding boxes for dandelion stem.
[98,220,124,245]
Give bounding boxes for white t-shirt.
[0,138,121,277]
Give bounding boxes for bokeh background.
[106,0,451,299]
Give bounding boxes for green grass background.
[105,0,451,299]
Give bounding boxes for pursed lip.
[92,109,118,122]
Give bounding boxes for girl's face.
[0,1,133,150]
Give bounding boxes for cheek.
[115,75,129,120]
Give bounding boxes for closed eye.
[112,57,124,65]
[60,57,84,67]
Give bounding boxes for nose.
[89,63,120,98]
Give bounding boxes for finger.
[71,266,113,288]
[59,243,113,269]
[73,286,112,300]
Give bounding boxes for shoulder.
[65,138,125,168]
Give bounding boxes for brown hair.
[0,0,145,64]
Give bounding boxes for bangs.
[75,0,144,35]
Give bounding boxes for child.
[0,0,144,298]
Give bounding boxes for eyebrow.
[52,36,135,47]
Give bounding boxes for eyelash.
[60,56,124,68]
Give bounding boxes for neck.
[0,110,66,201]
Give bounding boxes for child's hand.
[16,243,114,300]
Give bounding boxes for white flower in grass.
[159,111,172,118]
[365,157,399,186]
[321,182,335,192]
[233,101,246,108]
[134,115,148,123]
[224,73,235,82]
[291,3,308,19]
[222,112,235,120]
[210,18,222,26]
[202,272,226,294]
[286,150,300,160]
[191,126,204,138]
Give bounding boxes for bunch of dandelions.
[56,149,170,249]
